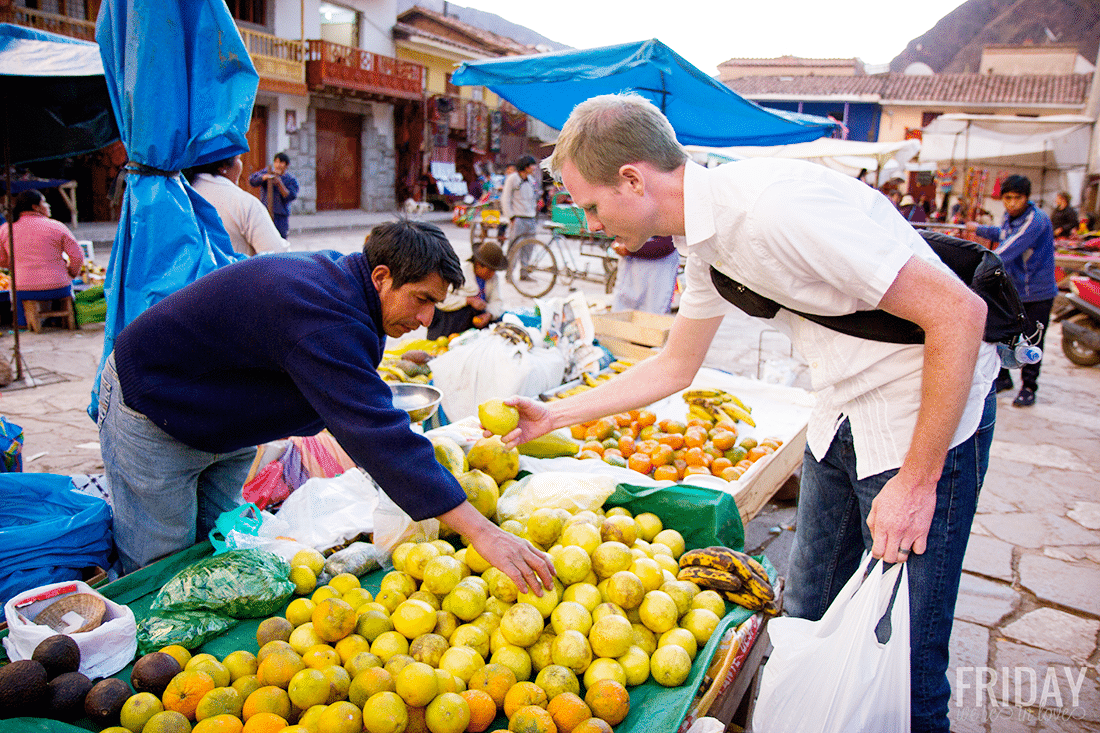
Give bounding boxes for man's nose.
[419,305,435,326]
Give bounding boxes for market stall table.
[1,477,780,733]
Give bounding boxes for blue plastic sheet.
[0,474,112,607]
[452,39,839,147]
[88,0,259,419]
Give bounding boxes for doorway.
[316,108,362,211]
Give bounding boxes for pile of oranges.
[568,411,782,482]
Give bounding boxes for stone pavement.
[3,212,1099,732]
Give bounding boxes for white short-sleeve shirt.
[675,159,999,479]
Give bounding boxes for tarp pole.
[3,93,24,384]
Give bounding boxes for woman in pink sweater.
[0,189,83,327]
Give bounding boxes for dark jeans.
[998,297,1054,391]
[785,387,997,733]
[273,214,289,239]
[427,305,485,340]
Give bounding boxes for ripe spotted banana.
[680,546,775,602]
[677,565,744,593]
[717,588,772,611]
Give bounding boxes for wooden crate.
[594,334,661,362]
[730,422,807,526]
[592,310,675,347]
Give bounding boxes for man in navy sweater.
[97,220,555,594]
[967,175,1057,407]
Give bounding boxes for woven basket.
[34,593,106,633]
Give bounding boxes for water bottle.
[997,342,1042,369]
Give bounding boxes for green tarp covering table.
[2,481,774,733]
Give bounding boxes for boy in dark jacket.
[968,175,1057,406]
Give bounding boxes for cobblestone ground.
[6,213,1098,731]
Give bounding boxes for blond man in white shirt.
[500,94,998,733]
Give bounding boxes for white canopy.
[685,138,921,181]
[918,114,1093,206]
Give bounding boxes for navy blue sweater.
[113,251,466,521]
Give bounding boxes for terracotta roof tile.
[724,72,1092,106]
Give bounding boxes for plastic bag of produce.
[496,472,617,525]
[753,555,910,733]
[324,542,386,577]
[152,549,294,618]
[136,609,237,654]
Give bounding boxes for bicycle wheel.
[470,221,487,248]
[603,251,618,294]
[508,237,558,298]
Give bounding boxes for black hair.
[1001,175,1031,198]
[274,152,290,165]
[515,154,537,171]
[12,190,44,221]
[362,219,464,291]
[183,155,238,184]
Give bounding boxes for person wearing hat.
[899,194,928,224]
[427,241,508,339]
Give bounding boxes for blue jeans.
[97,354,254,573]
[785,386,996,733]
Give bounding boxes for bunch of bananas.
[677,545,778,615]
[378,354,432,384]
[547,360,633,400]
[682,388,755,427]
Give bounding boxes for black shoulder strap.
[708,267,925,344]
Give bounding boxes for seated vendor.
[97,220,554,595]
[427,241,507,340]
[0,190,84,327]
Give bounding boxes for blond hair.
[548,93,687,186]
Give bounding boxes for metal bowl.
[389,382,443,423]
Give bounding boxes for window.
[225,0,266,25]
[319,2,358,47]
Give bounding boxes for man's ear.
[371,265,391,291]
[619,164,645,195]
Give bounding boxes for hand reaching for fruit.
[487,396,553,450]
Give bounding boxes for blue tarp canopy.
[0,23,118,164]
[451,39,838,147]
[89,0,258,417]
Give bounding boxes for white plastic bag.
[753,556,911,733]
[2,580,137,679]
[274,469,379,550]
[372,488,439,557]
[495,471,617,525]
[429,331,565,421]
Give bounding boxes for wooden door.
[316,108,362,211]
[240,106,268,199]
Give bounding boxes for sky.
[452,0,971,74]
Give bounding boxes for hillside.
[396,0,570,51]
[890,0,1100,72]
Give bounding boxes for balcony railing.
[238,27,306,95]
[307,40,424,102]
[0,6,95,41]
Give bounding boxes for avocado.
[46,671,93,721]
[32,634,81,679]
[396,358,430,377]
[0,659,49,719]
[131,651,182,697]
[84,677,132,728]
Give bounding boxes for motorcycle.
[1054,263,1100,366]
